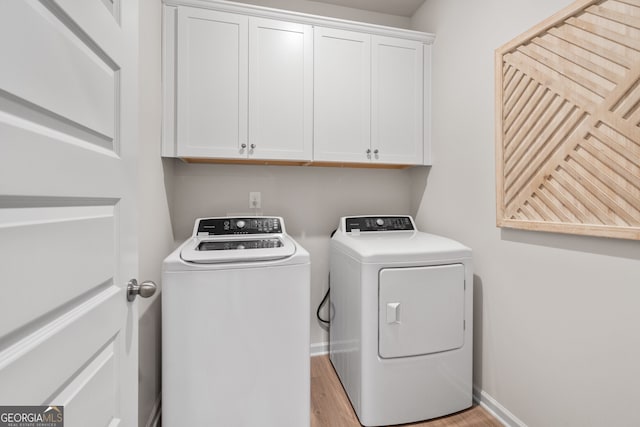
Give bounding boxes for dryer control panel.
[344,216,415,232]
[195,217,283,236]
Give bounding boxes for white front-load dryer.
[329,215,473,426]
[162,217,310,427]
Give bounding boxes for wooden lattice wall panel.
[495,0,640,240]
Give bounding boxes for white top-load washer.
[330,215,473,426]
[162,216,310,427]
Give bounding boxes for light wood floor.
[311,356,502,427]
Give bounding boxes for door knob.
[250,143,256,149]
[373,149,379,154]
[241,143,247,149]
[127,279,157,302]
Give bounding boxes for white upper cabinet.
[314,29,425,165]
[249,18,312,161]
[163,1,434,166]
[174,7,312,160]
[313,27,371,163]
[177,8,248,158]
[372,36,424,165]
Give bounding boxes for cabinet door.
[249,18,312,161]
[314,27,371,163]
[371,36,424,165]
[177,8,248,158]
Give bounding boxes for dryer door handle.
[386,302,401,324]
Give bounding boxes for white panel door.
[379,264,465,359]
[177,7,248,158]
[249,18,312,161]
[314,27,371,163]
[372,36,424,165]
[0,1,139,425]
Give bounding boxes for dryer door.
[378,264,465,358]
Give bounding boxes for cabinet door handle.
[241,143,247,149]
[373,149,379,154]
[366,149,372,154]
[250,143,256,149]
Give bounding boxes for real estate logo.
[0,406,63,427]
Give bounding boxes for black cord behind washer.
[316,286,330,325]
[316,229,337,325]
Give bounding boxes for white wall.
[138,0,175,424]
[170,162,412,346]
[411,1,640,426]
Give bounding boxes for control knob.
[236,220,246,229]
[376,218,385,226]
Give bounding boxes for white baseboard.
[473,386,527,427]
[145,393,162,427]
[310,341,329,356]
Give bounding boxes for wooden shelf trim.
[180,157,415,169]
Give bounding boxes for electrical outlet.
[249,192,261,209]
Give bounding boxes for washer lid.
[180,235,296,263]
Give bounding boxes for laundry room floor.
[311,356,502,427]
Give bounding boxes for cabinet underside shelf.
[180,157,418,169]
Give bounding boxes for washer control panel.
[345,216,415,232]
[197,238,283,251]
[196,217,283,236]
